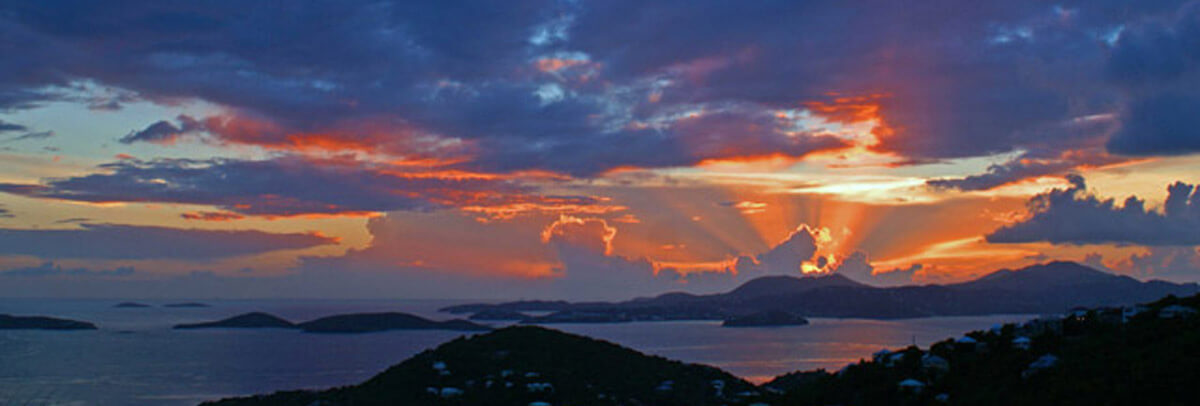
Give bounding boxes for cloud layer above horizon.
[0,0,1198,298]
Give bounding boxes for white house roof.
[899,379,925,387]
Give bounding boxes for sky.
[0,0,1197,299]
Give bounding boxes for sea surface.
[0,299,1035,406]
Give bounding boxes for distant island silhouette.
[174,311,490,333]
[445,262,1199,322]
[0,314,97,330]
[163,302,211,308]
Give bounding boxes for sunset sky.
[0,0,1197,299]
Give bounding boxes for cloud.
[735,225,823,276]
[119,115,204,144]
[830,251,919,287]
[0,120,26,133]
[0,156,602,217]
[988,175,1200,246]
[0,223,336,259]
[181,211,245,221]
[2,1,1191,176]
[1105,3,1200,155]
[927,149,1124,191]
[4,130,53,143]
[0,261,135,277]
[1123,247,1200,280]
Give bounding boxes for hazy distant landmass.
[173,311,490,333]
[205,292,1200,405]
[163,302,211,308]
[0,314,97,330]
[174,312,296,330]
[721,310,809,327]
[444,262,1199,322]
[113,302,151,308]
[297,312,490,333]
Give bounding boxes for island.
[173,311,492,334]
[202,326,759,405]
[174,312,296,330]
[297,312,490,333]
[467,309,531,321]
[113,302,151,308]
[0,314,97,330]
[721,310,809,327]
[445,262,1200,322]
[163,302,211,308]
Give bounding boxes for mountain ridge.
[443,262,1199,321]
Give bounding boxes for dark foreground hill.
[764,295,1200,405]
[445,261,1199,321]
[202,326,760,406]
[0,314,97,330]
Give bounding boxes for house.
[711,380,726,397]
[655,380,674,392]
[898,379,925,393]
[1019,318,1063,336]
[439,387,463,398]
[885,351,906,366]
[1012,336,1032,350]
[921,354,950,372]
[1122,305,1149,322]
[1159,305,1197,319]
[1022,354,1059,378]
[956,336,978,350]
[526,382,554,393]
[529,402,552,406]
[872,349,891,363]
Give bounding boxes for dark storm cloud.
[119,115,204,144]
[0,223,336,260]
[0,156,598,217]
[988,175,1200,246]
[0,157,499,216]
[0,0,1196,176]
[927,159,1080,191]
[1105,3,1200,155]
[0,121,26,133]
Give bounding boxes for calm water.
[0,299,1033,405]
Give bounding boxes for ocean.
[0,299,1034,405]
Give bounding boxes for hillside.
[202,326,761,406]
[763,294,1200,405]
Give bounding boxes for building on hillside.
[921,354,950,373]
[898,379,925,393]
[1159,305,1197,319]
